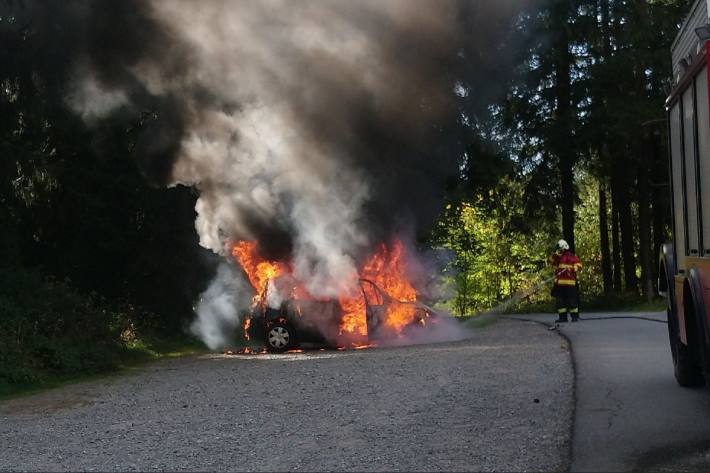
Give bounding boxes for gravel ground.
[0,318,573,472]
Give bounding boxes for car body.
[246,278,435,352]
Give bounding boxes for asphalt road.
[510,312,710,472]
[0,318,572,472]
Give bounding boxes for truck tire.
[674,269,710,387]
[688,271,710,391]
[669,304,703,387]
[660,245,703,387]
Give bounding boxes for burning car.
[231,239,437,352]
[246,278,435,352]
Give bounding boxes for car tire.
[265,318,296,353]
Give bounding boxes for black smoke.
[4,0,530,295]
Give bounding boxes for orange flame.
[243,317,251,341]
[231,238,421,342]
[354,343,376,350]
[231,241,284,296]
[361,241,418,333]
[338,291,368,336]
[337,240,418,336]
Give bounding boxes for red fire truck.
[660,0,710,388]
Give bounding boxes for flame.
[231,241,284,296]
[338,240,419,336]
[338,290,368,336]
[243,317,251,341]
[230,238,421,344]
[361,241,418,333]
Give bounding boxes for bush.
[0,267,126,390]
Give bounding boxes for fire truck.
[660,0,710,388]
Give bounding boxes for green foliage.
[466,0,692,302]
[0,266,207,397]
[434,168,658,315]
[0,267,123,392]
[574,172,605,296]
[434,175,556,316]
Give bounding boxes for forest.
[434,0,690,315]
[0,0,693,393]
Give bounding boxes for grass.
[0,368,123,402]
[504,294,666,314]
[455,313,500,329]
[577,294,666,313]
[448,291,667,318]
[0,334,209,401]
[123,334,208,360]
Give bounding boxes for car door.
[359,279,388,339]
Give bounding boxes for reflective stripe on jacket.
[549,250,582,287]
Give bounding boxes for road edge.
[502,315,576,473]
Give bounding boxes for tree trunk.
[597,0,614,295]
[560,152,576,252]
[651,185,667,273]
[651,130,671,270]
[599,179,613,293]
[638,133,654,302]
[553,0,576,252]
[611,177,623,292]
[651,125,672,287]
[457,272,469,316]
[617,164,639,293]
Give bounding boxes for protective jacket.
[549,250,582,287]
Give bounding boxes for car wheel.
[266,319,296,353]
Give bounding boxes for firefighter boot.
[555,309,568,323]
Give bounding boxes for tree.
[0,2,214,333]
[497,0,587,249]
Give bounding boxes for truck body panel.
[664,0,710,387]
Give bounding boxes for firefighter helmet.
[557,239,570,251]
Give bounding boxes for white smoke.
[68,0,460,298]
[175,102,370,298]
[396,311,472,346]
[159,0,434,297]
[66,71,129,122]
[63,0,500,349]
[190,263,252,350]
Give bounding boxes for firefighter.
[549,239,582,323]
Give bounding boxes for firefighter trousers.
[554,285,579,319]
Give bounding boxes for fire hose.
[484,267,582,315]
[475,274,557,317]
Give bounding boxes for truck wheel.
[266,319,296,353]
[669,304,703,387]
[691,278,710,393]
[659,246,702,386]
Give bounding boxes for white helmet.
[557,239,569,251]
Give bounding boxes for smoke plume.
[190,263,251,350]
[9,0,528,347]
[53,0,520,294]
